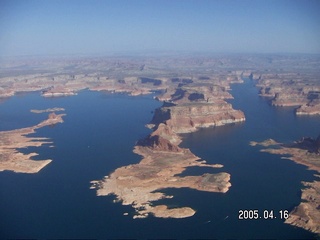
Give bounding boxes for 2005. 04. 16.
[238,210,289,220]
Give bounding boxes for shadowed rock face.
[316,135,320,152]
[150,104,172,126]
[199,76,210,80]
[294,135,320,154]
[137,123,182,152]
[296,98,320,115]
[188,93,205,101]
[140,77,162,86]
[170,88,186,102]
[137,135,181,152]
[171,78,193,84]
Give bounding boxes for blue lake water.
[0,80,319,239]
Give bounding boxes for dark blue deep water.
[0,80,319,239]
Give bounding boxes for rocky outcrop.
[42,86,77,97]
[0,88,15,98]
[137,134,181,153]
[293,135,320,155]
[151,101,245,133]
[272,92,309,107]
[137,123,182,152]
[156,84,233,104]
[168,102,245,133]
[252,136,320,172]
[296,99,320,115]
[286,180,320,234]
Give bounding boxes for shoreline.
[251,138,320,234]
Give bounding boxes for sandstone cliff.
[296,99,320,115]
[42,86,77,97]
[151,101,245,133]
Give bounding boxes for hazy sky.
[1,0,320,56]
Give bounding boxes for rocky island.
[251,136,320,234]
[0,112,65,173]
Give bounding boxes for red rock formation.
[48,112,57,119]
[272,92,308,107]
[42,86,77,97]
[151,101,245,133]
[137,135,181,152]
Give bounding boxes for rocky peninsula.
[91,122,232,218]
[91,123,230,218]
[90,79,244,218]
[251,136,320,234]
[0,112,65,173]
